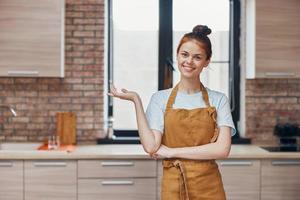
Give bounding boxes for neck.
[178,77,202,94]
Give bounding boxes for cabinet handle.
[220,161,253,166]
[0,162,13,167]
[264,72,295,77]
[7,70,39,76]
[272,160,300,166]
[101,180,134,185]
[34,162,67,167]
[101,161,134,166]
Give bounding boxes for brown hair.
[176,25,212,60]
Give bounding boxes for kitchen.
[0,0,300,200]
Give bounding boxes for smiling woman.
[108,25,236,200]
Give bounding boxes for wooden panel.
[78,178,156,200]
[0,0,64,77]
[218,159,260,200]
[256,0,300,78]
[261,159,300,200]
[0,160,23,200]
[78,159,156,178]
[157,160,163,200]
[24,160,76,200]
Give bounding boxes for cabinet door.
[78,159,156,178]
[246,0,300,78]
[24,160,76,200]
[0,160,23,200]
[0,0,65,77]
[261,159,300,200]
[218,159,260,200]
[78,178,156,200]
[157,160,163,200]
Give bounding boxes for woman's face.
[176,40,210,79]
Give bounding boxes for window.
[102,0,241,142]
[109,0,159,132]
[173,0,230,96]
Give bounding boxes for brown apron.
[161,83,226,200]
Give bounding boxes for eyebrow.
[180,50,204,57]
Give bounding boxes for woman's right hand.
[108,85,139,102]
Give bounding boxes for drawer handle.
[264,72,295,77]
[0,162,13,167]
[272,160,300,166]
[101,180,134,185]
[220,161,253,166]
[7,70,39,76]
[34,162,67,167]
[101,161,134,166]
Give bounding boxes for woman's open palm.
[108,85,138,102]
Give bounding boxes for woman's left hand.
[150,145,173,159]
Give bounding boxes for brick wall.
[1,0,299,145]
[246,79,300,145]
[0,0,105,143]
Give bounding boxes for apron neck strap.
[166,82,211,112]
[200,82,211,107]
[166,84,179,111]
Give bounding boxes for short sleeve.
[216,94,236,136]
[145,93,164,133]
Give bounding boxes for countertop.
[0,144,300,160]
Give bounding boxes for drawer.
[78,160,156,178]
[78,178,156,200]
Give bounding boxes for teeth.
[183,66,194,72]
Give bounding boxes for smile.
[182,65,195,72]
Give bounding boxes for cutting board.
[56,112,77,145]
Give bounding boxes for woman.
[108,25,236,200]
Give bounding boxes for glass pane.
[112,0,159,130]
[173,0,230,96]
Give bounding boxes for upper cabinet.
[0,0,65,77]
[246,0,300,78]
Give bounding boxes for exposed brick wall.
[246,79,300,145]
[0,0,105,143]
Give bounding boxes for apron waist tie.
[163,160,190,200]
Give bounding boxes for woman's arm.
[108,85,162,154]
[154,126,231,160]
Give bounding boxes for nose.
[186,56,193,64]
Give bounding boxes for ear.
[204,59,210,68]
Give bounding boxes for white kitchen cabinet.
[24,160,76,200]
[246,0,300,78]
[0,160,23,200]
[78,159,157,200]
[218,159,260,200]
[261,159,300,200]
[0,0,65,77]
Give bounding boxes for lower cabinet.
[218,159,260,200]
[157,160,163,200]
[78,159,157,200]
[0,160,23,200]
[2,157,300,200]
[261,159,300,200]
[24,160,77,200]
[78,178,156,200]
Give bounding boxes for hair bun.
[192,25,211,36]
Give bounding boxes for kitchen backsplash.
[246,79,300,145]
[0,0,105,143]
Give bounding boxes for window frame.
[101,0,242,143]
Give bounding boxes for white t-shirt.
[145,87,236,136]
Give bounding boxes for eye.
[194,56,201,61]
[181,52,188,57]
